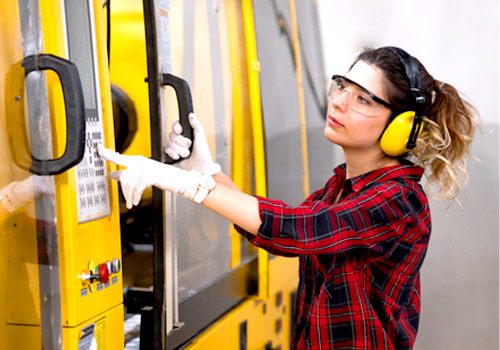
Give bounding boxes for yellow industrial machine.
[109,0,330,349]
[0,0,123,349]
[1,0,329,349]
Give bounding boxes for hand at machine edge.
[97,144,215,209]
[0,175,54,213]
[164,113,221,175]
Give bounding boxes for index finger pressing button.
[97,144,130,167]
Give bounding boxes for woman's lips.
[328,115,344,127]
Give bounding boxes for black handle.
[161,73,194,164]
[21,54,86,175]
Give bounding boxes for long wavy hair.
[353,47,478,200]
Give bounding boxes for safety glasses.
[328,75,393,117]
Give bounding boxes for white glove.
[0,175,54,212]
[164,113,221,175]
[98,144,215,209]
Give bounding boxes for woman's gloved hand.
[98,144,215,209]
[0,175,54,213]
[164,113,221,175]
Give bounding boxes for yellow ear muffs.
[380,110,424,156]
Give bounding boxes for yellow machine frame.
[1,1,124,349]
[188,1,316,348]
[1,0,319,348]
[110,0,306,348]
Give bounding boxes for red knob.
[97,263,109,284]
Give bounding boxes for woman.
[98,46,477,349]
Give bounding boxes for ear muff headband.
[379,47,427,156]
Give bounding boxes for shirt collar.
[333,162,425,195]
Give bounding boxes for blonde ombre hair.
[413,81,478,199]
[354,47,478,200]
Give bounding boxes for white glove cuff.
[192,174,216,204]
[206,162,222,176]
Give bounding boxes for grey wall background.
[316,1,499,349]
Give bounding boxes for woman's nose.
[330,90,349,111]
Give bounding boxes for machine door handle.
[20,54,86,175]
[161,73,194,164]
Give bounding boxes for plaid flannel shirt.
[236,163,430,349]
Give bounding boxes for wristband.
[192,174,216,204]
[206,162,222,176]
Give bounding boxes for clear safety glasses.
[328,75,393,117]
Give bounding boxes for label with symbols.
[75,119,110,223]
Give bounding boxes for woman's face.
[324,61,392,153]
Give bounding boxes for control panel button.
[97,263,109,284]
[112,258,121,274]
[81,269,98,286]
[106,260,113,275]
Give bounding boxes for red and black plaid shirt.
[236,163,430,349]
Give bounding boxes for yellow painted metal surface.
[109,0,153,207]
[109,0,151,158]
[225,0,259,269]
[0,3,29,349]
[36,0,123,328]
[2,1,308,348]
[1,1,123,348]
[185,256,299,350]
[184,1,305,347]
[241,0,270,300]
[268,256,300,349]
[241,0,266,199]
[5,303,124,349]
[60,0,123,328]
[288,0,310,198]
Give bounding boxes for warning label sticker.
[78,318,106,350]
[78,323,96,350]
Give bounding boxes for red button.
[98,263,109,284]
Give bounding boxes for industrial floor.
[124,314,141,349]
[123,243,153,349]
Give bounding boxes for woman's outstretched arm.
[202,182,260,236]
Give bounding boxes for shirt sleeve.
[241,181,429,257]
[233,185,329,258]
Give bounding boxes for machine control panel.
[80,258,120,295]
